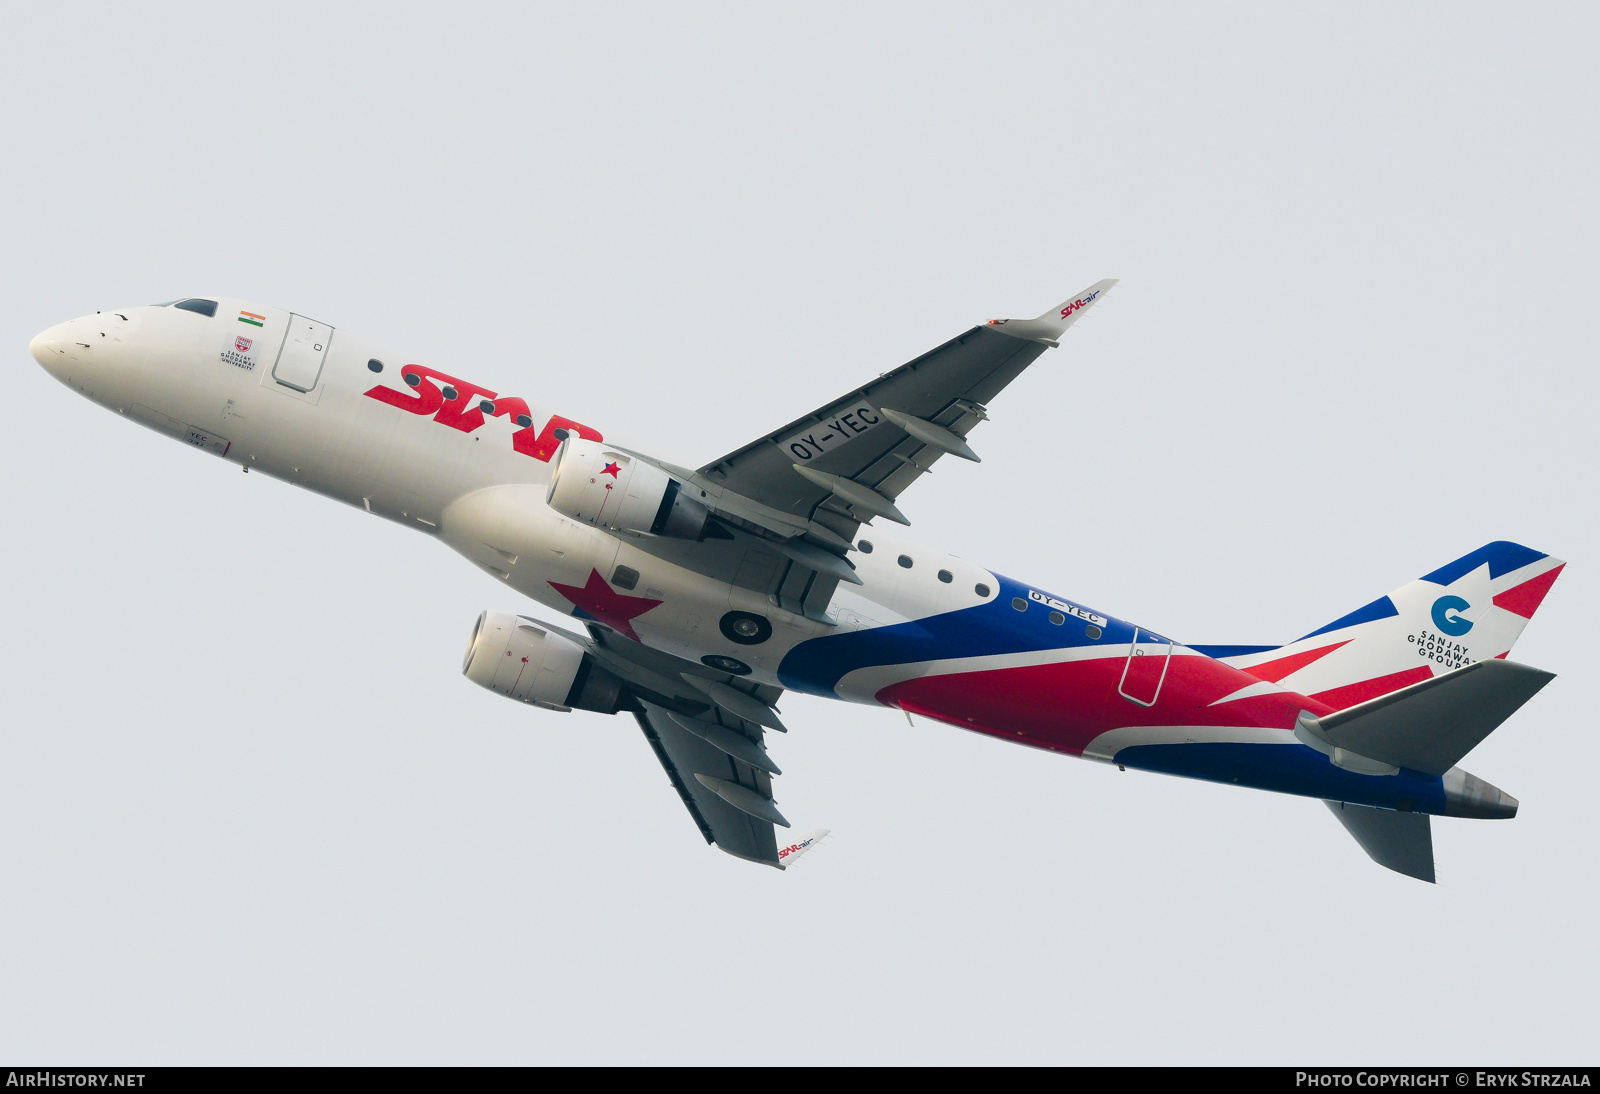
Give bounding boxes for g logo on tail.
[1431,595,1474,636]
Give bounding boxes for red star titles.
[546,568,663,641]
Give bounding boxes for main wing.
[619,280,1116,623]
[634,698,785,866]
[698,280,1115,532]
[534,614,793,867]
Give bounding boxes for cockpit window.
[173,298,218,317]
[153,300,181,306]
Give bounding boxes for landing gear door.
[273,315,333,392]
[1118,627,1173,707]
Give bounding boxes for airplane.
[28,283,1563,882]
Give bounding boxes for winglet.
[986,278,1117,345]
[777,828,830,867]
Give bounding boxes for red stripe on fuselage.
[877,651,1335,756]
[1239,640,1350,683]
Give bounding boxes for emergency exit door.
[1118,627,1173,707]
[273,314,333,392]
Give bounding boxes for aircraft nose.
[29,322,75,376]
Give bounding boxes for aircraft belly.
[1115,742,1449,814]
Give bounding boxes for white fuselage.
[30,294,1539,866]
[30,298,988,699]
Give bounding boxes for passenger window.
[1012,597,1027,611]
[937,569,953,583]
[858,540,874,553]
[1049,611,1065,625]
[173,298,217,317]
[367,359,384,373]
[898,555,913,569]
[612,565,640,591]
[975,583,990,597]
[1086,624,1103,640]
[515,414,533,428]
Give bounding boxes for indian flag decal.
[238,310,266,327]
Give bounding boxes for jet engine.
[547,437,710,539]
[462,611,625,714]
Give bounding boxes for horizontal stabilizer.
[1313,658,1554,776]
[1325,801,1435,883]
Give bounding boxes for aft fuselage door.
[272,314,333,392]
[1118,627,1173,707]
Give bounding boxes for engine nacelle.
[462,611,624,714]
[546,437,710,539]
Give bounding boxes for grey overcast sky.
[2,2,1595,1065]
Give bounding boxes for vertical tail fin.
[1221,542,1564,711]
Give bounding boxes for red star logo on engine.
[547,568,662,641]
[600,461,621,478]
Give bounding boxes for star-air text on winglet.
[984,278,1118,347]
[777,829,830,867]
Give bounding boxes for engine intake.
[547,438,710,539]
[462,611,624,714]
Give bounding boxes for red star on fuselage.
[547,567,662,641]
[600,461,621,478]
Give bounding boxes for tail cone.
[1443,768,1518,819]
